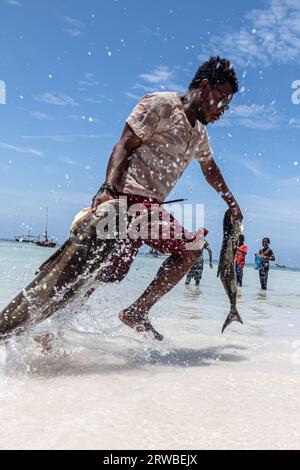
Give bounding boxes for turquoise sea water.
[0,239,299,339]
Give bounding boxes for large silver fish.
[0,201,123,340]
[217,209,243,333]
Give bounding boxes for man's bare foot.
[33,333,54,353]
[119,310,163,341]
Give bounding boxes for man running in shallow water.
[91,56,243,340]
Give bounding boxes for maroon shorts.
[102,194,206,282]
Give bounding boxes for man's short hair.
[189,56,239,93]
[263,237,270,244]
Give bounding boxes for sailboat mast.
[45,207,48,241]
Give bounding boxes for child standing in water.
[258,237,275,290]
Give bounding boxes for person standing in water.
[185,238,213,287]
[258,237,275,290]
[235,234,247,287]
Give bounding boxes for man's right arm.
[92,123,143,211]
[198,155,243,221]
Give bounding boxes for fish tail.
[221,306,243,333]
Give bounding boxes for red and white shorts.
[101,194,207,282]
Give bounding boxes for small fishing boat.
[35,208,57,248]
[15,224,38,244]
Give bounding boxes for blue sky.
[0,0,299,266]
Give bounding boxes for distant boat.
[275,263,287,269]
[15,224,39,244]
[35,208,57,248]
[274,257,287,269]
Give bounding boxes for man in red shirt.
[235,234,247,287]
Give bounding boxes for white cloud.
[233,104,267,117]
[289,118,300,127]
[85,94,113,104]
[21,134,112,142]
[22,135,72,143]
[62,157,81,166]
[37,93,78,107]
[63,16,85,37]
[5,0,21,6]
[68,115,85,122]
[216,104,280,129]
[198,0,300,67]
[84,93,113,104]
[245,193,300,226]
[78,73,99,90]
[280,175,300,186]
[132,83,158,93]
[132,65,185,93]
[126,92,141,100]
[30,111,54,121]
[140,66,174,84]
[0,142,44,157]
[240,159,266,178]
[64,29,82,38]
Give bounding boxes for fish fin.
[221,307,243,333]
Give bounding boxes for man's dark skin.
[92,78,243,335]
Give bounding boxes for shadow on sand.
[3,342,248,377]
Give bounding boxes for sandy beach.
[0,241,300,450]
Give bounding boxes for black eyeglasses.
[214,86,232,111]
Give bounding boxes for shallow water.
[0,241,300,449]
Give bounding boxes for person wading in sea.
[236,234,248,287]
[185,238,213,287]
[258,237,275,290]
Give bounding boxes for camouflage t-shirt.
[117,92,213,202]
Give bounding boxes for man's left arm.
[198,155,243,221]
